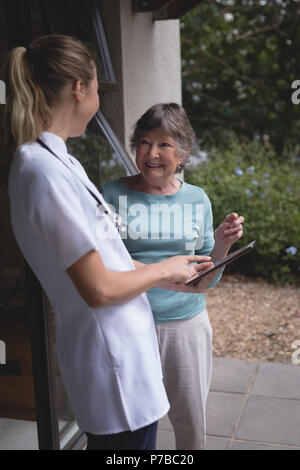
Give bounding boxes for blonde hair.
[0,34,96,196]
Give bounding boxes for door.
[0,0,136,450]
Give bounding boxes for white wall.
[120,0,182,157]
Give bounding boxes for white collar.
[40,131,68,158]
[39,131,108,210]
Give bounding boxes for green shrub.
[185,139,300,285]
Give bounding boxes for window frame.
[91,0,116,84]
[94,110,138,177]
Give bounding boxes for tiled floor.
[0,418,38,450]
[1,357,300,450]
[157,357,300,450]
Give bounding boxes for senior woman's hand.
[214,212,244,250]
[208,212,244,273]
[153,271,218,293]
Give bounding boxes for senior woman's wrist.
[210,238,231,262]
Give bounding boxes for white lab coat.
[8,132,169,434]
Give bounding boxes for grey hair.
[129,103,195,174]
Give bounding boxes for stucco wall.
[120,0,182,157]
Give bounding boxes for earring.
[176,162,185,174]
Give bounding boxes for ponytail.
[0,34,96,197]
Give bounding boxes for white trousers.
[155,309,213,450]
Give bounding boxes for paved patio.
[157,357,300,450]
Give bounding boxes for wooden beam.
[132,0,202,19]
[132,1,176,13]
[155,0,201,19]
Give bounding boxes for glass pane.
[68,120,128,188]
[45,303,78,450]
[4,0,114,83]
[45,0,108,82]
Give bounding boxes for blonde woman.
[0,36,213,450]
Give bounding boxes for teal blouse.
[101,179,222,323]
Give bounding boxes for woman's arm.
[133,260,217,293]
[67,251,213,308]
[132,260,145,270]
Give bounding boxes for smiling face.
[135,127,183,184]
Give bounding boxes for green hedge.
[185,140,300,285]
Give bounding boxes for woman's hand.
[155,256,215,292]
[159,255,213,284]
[214,212,244,251]
[67,252,213,308]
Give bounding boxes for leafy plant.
[181,0,300,156]
[185,138,300,284]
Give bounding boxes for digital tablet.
[185,240,256,286]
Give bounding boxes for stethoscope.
[37,138,125,233]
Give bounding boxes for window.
[68,112,137,188]
[4,0,115,83]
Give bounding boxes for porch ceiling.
[132,0,201,19]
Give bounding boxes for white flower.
[286,246,297,256]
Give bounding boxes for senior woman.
[102,103,244,450]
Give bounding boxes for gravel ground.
[206,275,300,365]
